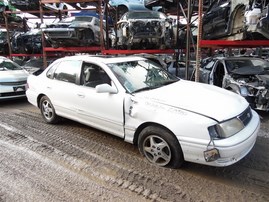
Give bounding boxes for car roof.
[57,55,147,64]
[213,56,264,60]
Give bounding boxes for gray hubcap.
[42,100,53,120]
[143,135,171,166]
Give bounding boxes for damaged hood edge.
[134,80,249,122]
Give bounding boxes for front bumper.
[180,109,260,167]
[205,109,260,167]
[0,84,27,100]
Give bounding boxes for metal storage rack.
[39,0,104,66]
[2,0,269,74]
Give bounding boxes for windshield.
[108,59,179,93]
[225,58,269,72]
[0,60,23,71]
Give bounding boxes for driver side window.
[81,63,111,88]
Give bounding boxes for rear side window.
[53,60,81,84]
[46,62,59,79]
[203,60,215,71]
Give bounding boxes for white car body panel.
[26,55,260,167]
[74,85,125,138]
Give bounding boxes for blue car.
[109,0,161,18]
[109,0,148,12]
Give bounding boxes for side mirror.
[95,84,118,94]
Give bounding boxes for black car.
[0,29,9,55]
[144,0,213,11]
[11,29,44,54]
[203,0,269,40]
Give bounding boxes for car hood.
[135,80,248,122]
[0,70,29,82]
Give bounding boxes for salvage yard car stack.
[0,0,267,170]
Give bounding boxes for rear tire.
[138,126,184,168]
[40,96,60,124]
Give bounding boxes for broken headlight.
[208,117,244,139]
[239,86,249,97]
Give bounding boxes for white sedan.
[26,55,260,168]
[0,56,29,100]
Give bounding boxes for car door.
[203,0,230,38]
[45,60,82,119]
[74,62,125,138]
[200,60,216,84]
[210,60,226,87]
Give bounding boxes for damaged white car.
[26,55,260,168]
[203,0,269,40]
[199,56,269,111]
[116,10,173,49]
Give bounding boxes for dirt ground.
[0,98,268,202]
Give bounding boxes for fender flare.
[228,4,246,35]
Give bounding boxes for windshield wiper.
[132,86,155,93]
[161,79,178,85]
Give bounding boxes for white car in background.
[26,55,260,168]
[0,56,29,100]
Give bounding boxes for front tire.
[40,96,60,124]
[138,126,184,168]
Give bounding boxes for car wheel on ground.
[40,96,60,124]
[138,126,184,168]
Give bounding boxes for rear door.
[200,60,216,84]
[45,60,82,119]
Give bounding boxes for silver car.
[0,57,29,100]
[43,16,105,48]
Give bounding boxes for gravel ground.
[0,98,268,202]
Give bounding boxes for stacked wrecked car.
[199,56,269,111]
[43,16,105,48]
[116,10,174,49]
[203,0,269,40]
